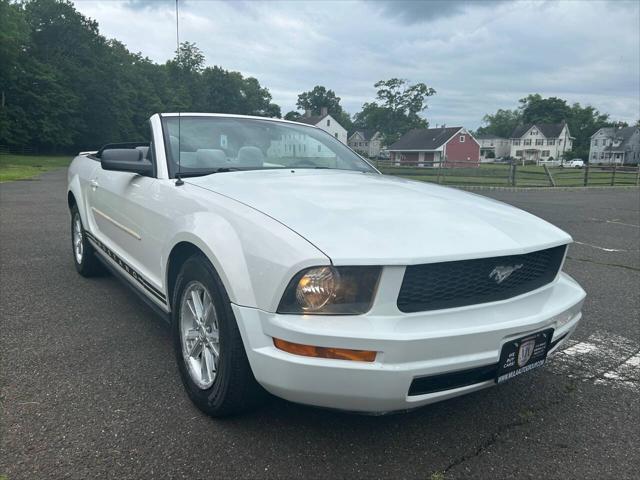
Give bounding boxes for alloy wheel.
[179,281,220,389]
[73,214,84,264]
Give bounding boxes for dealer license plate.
[496,329,554,384]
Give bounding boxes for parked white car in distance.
[567,159,585,168]
[67,113,586,416]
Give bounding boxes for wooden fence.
[374,161,640,188]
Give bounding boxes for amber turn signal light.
[273,338,377,362]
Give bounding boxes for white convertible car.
[67,113,586,416]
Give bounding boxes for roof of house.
[591,127,614,138]
[475,133,505,140]
[613,126,637,142]
[592,126,637,137]
[388,127,462,151]
[511,122,567,138]
[604,126,639,152]
[349,129,379,141]
[296,114,328,126]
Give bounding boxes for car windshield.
[161,116,376,177]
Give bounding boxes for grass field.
[0,154,72,182]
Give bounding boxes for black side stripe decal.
[85,231,167,303]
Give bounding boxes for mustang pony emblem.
[489,264,523,284]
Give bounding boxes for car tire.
[70,204,105,277]
[172,253,267,417]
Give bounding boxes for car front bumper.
[233,272,586,413]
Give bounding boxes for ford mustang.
[67,113,586,416]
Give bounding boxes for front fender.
[162,209,329,313]
[67,155,99,227]
[67,173,84,219]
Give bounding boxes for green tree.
[1,0,94,150]
[165,42,206,111]
[475,109,522,138]
[295,86,352,130]
[564,103,611,160]
[479,94,617,161]
[373,78,436,115]
[284,110,301,121]
[263,103,281,118]
[0,0,282,152]
[353,78,436,144]
[200,66,278,117]
[170,41,205,73]
[0,0,30,144]
[0,0,28,103]
[519,94,572,124]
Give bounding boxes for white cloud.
[74,0,640,128]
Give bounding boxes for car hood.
[187,170,571,265]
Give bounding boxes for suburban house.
[388,127,480,167]
[509,122,573,165]
[589,126,640,165]
[268,107,348,160]
[476,134,510,161]
[296,107,348,144]
[348,130,383,158]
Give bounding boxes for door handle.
[90,179,99,190]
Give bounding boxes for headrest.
[237,146,264,167]
[195,149,228,168]
[135,146,149,159]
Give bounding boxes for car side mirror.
[101,149,153,176]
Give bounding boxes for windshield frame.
[159,114,379,178]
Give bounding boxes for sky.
[74,0,640,129]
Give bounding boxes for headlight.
[295,266,338,311]
[278,266,381,315]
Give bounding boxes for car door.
[87,132,167,303]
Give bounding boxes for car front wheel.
[70,205,104,277]
[172,253,266,417]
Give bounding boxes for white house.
[589,126,640,165]
[266,132,335,159]
[348,130,384,158]
[267,107,348,161]
[509,122,573,165]
[475,134,510,161]
[296,107,348,144]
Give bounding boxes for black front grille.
[397,245,566,313]
[409,364,498,396]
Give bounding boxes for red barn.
[388,127,480,167]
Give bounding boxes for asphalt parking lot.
[1,170,639,479]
